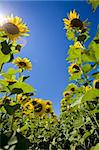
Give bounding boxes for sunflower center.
[70,88,75,92]
[32,100,37,106]
[71,19,83,29]
[73,65,80,73]
[34,103,43,112]
[64,93,70,97]
[19,62,26,67]
[95,82,99,89]
[45,108,50,113]
[3,22,19,35]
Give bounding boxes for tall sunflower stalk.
[0,15,57,150]
[60,10,99,149]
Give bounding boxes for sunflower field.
[0,1,99,150]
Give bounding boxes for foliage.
[0,4,99,150]
[88,0,99,11]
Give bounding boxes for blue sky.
[0,1,99,115]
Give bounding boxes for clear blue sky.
[0,1,99,115]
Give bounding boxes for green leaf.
[81,52,96,63]
[67,46,81,63]
[89,41,99,62]
[91,72,99,79]
[10,82,34,93]
[4,104,20,115]
[81,89,99,102]
[10,88,23,95]
[0,51,10,68]
[82,64,92,73]
[88,0,99,11]
[81,131,91,143]
[66,30,75,40]
[91,143,99,150]
[1,41,11,55]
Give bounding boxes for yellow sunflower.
[33,98,46,116]
[74,41,83,49]
[68,63,81,75]
[45,100,52,106]
[63,10,87,30]
[0,15,29,41]
[63,91,71,98]
[13,57,32,70]
[85,85,92,92]
[45,105,52,114]
[93,79,99,89]
[17,94,30,104]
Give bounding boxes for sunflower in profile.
[0,15,29,41]
[45,105,53,114]
[13,57,32,70]
[63,10,87,30]
[68,63,82,76]
[93,79,99,89]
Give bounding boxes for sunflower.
[45,105,52,114]
[33,99,46,116]
[68,63,81,75]
[63,10,87,30]
[63,91,71,98]
[74,41,83,49]
[17,94,29,104]
[93,79,99,89]
[0,15,29,41]
[13,57,32,70]
[45,100,52,106]
[66,83,77,92]
[85,85,92,92]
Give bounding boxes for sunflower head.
[74,41,83,49]
[23,101,34,110]
[66,83,77,92]
[63,10,88,31]
[68,63,81,75]
[45,100,52,106]
[33,98,46,116]
[13,57,32,70]
[93,79,99,89]
[0,15,29,41]
[63,91,71,99]
[17,94,28,104]
[85,85,92,92]
[45,105,52,114]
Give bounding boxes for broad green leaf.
[0,51,10,68]
[89,41,99,62]
[10,82,34,93]
[4,104,20,115]
[91,143,99,150]
[2,68,18,79]
[88,0,99,11]
[82,64,92,73]
[66,30,75,40]
[67,46,82,63]
[92,72,99,79]
[81,89,99,102]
